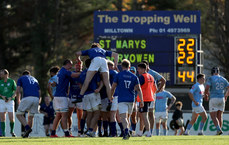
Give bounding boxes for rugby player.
[184,74,207,135]
[50,59,81,137]
[204,67,229,135]
[129,66,138,136]
[142,60,166,134]
[111,59,144,140]
[16,70,41,138]
[79,59,103,137]
[137,63,157,137]
[0,69,17,137]
[68,61,83,135]
[75,43,119,103]
[47,66,59,100]
[155,85,176,136]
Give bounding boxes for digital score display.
[175,38,197,84]
[94,11,202,86]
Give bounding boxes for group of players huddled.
[0,43,228,139]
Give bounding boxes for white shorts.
[76,102,83,110]
[53,97,69,112]
[101,98,109,112]
[192,105,206,114]
[0,99,14,112]
[83,93,101,111]
[68,98,76,108]
[155,111,168,123]
[111,97,118,111]
[209,98,225,112]
[118,102,134,115]
[17,96,39,116]
[148,100,155,109]
[88,57,109,73]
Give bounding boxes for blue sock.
[186,123,192,130]
[80,119,86,134]
[199,122,204,131]
[25,125,31,131]
[110,122,117,136]
[51,130,56,135]
[118,123,124,134]
[150,129,153,134]
[98,120,102,133]
[89,128,93,132]
[163,129,167,135]
[103,121,109,133]
[216,125,221,131]
[124,128,129,136]
[131,123,136,131]
[156,129,159,136]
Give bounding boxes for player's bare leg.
[120,113,130,139]
[68,107,75,134]
[156,120,161,135]
[184,112,198,135]
[162,121,167,135]
[217,110,223,127]
[197,111,207,135]
[148,108,154,134]
[27,115,34,128]
[210,111,222,135]
[141,112,151,136]
[8,112,16,136]
[77,108,83,134]
[51,113,62,137]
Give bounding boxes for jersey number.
[216,82,224,90]
[124,80,131,88]
[28,78,36,84]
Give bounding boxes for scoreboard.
[94,11,202,86]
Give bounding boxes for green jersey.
[0,78,17,100]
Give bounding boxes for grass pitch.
[0,136,228,145]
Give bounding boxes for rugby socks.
[80,119,86,134]
[51,130,56,136]
[64,129,70,136]
[10,122,15,133]
[124,128,129,136]
[97,120,102,135]
[25,125,31,131]
[110,122,117,136]
[150,129,153,134]
[216,125,221,131]
[199,122,204,132]
[1,122,6,136]
[103,121,109,136]
[185,123,192,134]
[156,129,159,136]
[118,123,124,135]
[131,122,136,131]
[163,129,167,136]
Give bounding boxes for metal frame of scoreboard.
[94,11,202,88]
